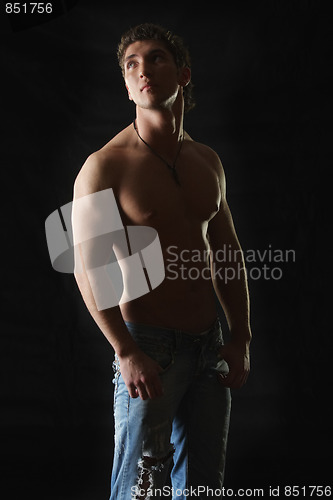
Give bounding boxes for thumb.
[218,344,227,360]
[217,371,229,385]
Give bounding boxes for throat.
[133,119,183,186]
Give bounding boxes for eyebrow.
[124,54,136,62]
[124,48,168,63]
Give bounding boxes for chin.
[138,96,177,112]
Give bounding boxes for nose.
[139,61,152,79]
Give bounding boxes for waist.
[121,280,218,332]
[124,317,220,339]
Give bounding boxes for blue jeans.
[110,319,231,499]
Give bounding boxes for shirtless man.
[73,23,251,500]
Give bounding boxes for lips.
[140,83,155,91]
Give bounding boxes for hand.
[118,348,164,400]
[217,340,250,389]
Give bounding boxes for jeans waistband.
[124,317,220,341]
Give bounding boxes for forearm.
[212,247,251,343]
[74,270,138,357]
[74,269,164,400]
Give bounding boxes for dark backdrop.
[1,1,330,499]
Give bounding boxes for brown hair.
[117,23,195,113]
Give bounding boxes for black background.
[1,1,331,498]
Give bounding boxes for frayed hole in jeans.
[132,448,174,499]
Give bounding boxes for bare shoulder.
[186,135,226,188]
[190,139,223,168]
[74,125,132,198]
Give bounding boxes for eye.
[126,60,137,69]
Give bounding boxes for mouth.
[140,83,155,92]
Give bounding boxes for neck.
[134,92,184,156]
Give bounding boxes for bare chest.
[114,151,221,229]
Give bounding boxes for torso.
[92,124,222,333]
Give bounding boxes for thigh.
[187,330,232,492]
[111,366,176,499]
[171,368,231,498]
[111,325,192,499]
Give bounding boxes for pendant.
[171,167,181,186]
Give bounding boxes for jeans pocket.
[201,327,225,367]
[124,324,176,372]
[138,337,174,372]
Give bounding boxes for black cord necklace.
[133,119,183,186]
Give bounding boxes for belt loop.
[174,329,181,351]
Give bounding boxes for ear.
[125,84,133,101]
[179,67,191,88]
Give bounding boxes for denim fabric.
[110,319,231,499]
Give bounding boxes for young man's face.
[123,39,190,111]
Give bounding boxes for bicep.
[206,153,240,250]
[72,154,123,273]
[207,199,239,252]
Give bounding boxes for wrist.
[116,338,140,359]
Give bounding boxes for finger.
[219,369,250,389]
[149,365,164,398]
[136,381,149,400]
[128,384,139,398]
[218,371,241,389]
[144,378,157,400]
[217,372,232,387]
[145,372,164,399]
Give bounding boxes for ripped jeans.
[110,318,231,500]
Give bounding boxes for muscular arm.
[72,153,163,400]
[207,156,251,389]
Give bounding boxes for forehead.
[124,39,172,60]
